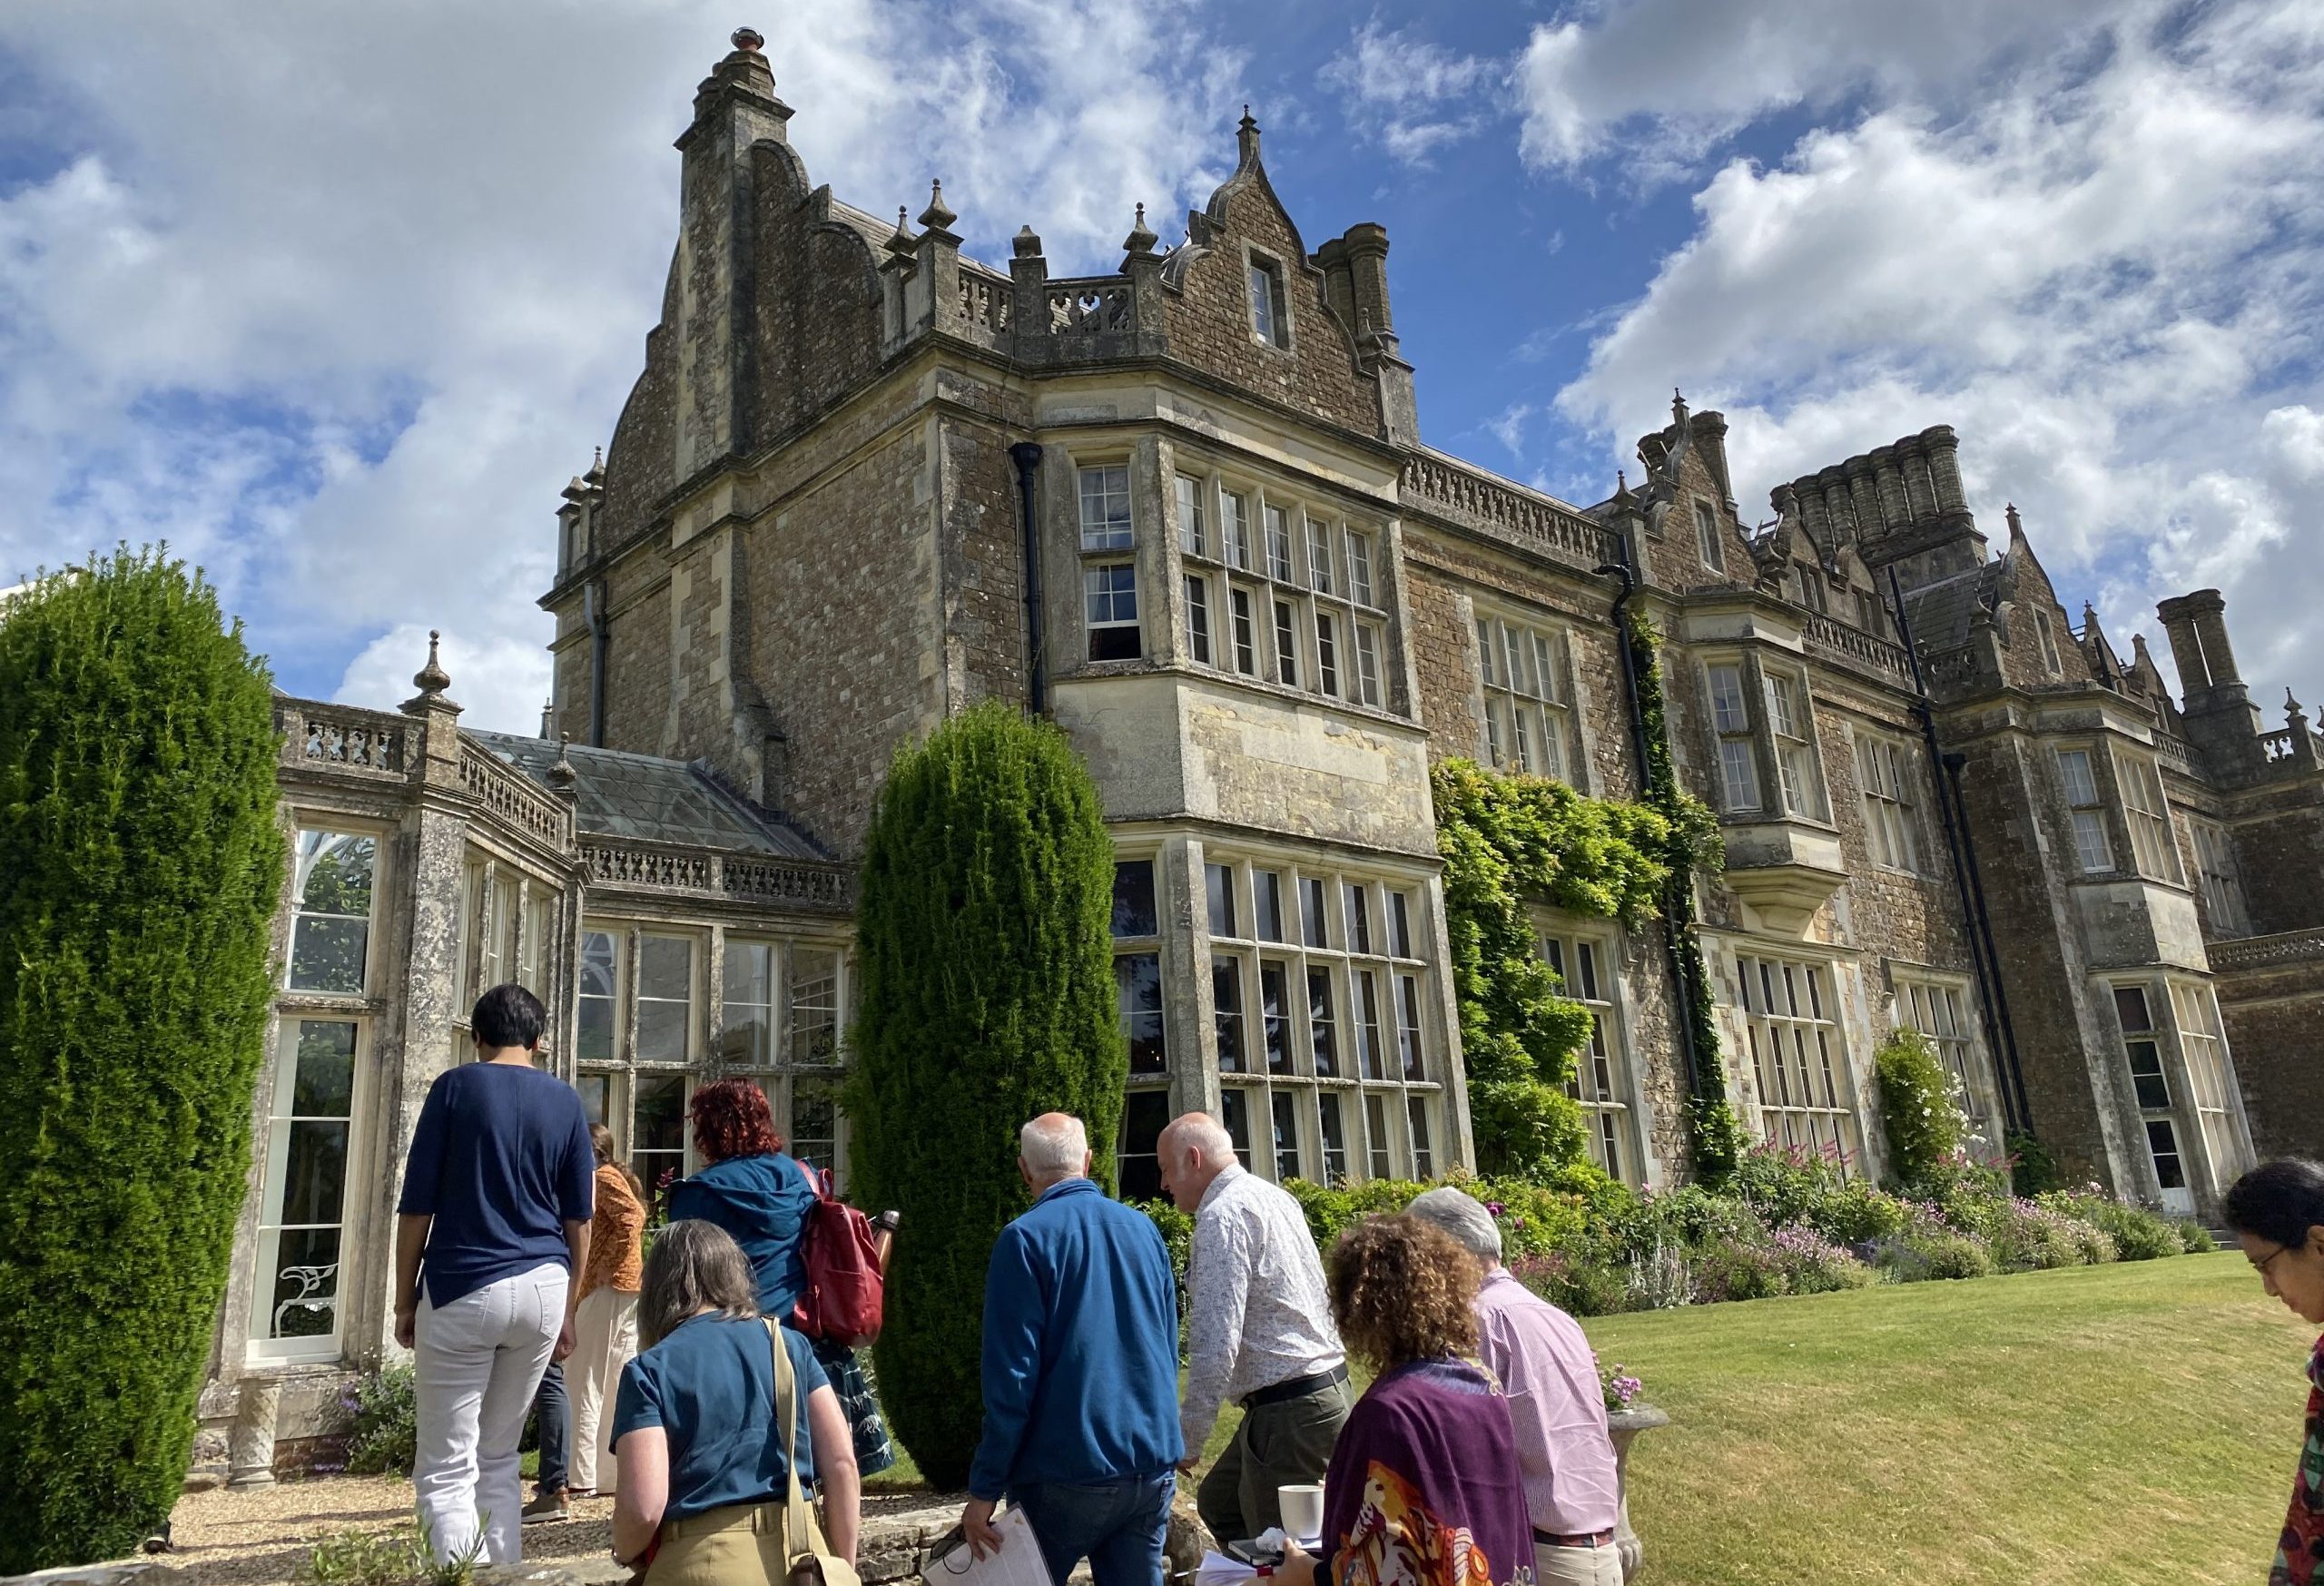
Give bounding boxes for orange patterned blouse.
[578,1163,645,1298]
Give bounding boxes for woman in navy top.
[610,1219,861,1585]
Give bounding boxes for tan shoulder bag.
[768,1321,862,1586]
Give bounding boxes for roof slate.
[465,729,826,859]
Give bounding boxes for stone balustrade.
[1044,275,1136,340]
[1803,612,1914,684]
[956,265,1011,337]
[276,701,408,779]
[456,741,572,846]
[582,837,850,911]
[1399,452,1623,573]
[2209,928,2324,973]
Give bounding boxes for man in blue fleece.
[962,1113,1183,1586]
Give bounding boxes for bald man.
[1161,1112,1350,1546]
[963,1114,1183,1586]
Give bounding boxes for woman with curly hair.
[1275,1215,1534,1586]
[665,1079,894,1476]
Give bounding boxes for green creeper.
[844,702,1125,1491]
[0,549,284,1569]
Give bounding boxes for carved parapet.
[1802,613,1913,685]
[457,742,573,847]
[578,837,852,912]
[1398,452,1622,574]
[275,700,410,781]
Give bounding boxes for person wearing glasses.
[2227,1158,2324,1586]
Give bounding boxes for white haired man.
[1406,1187,1621,1585]
[1160,1111,1350,1546]
[963,1114,1183,1586]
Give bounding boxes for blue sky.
[3,0,2321,732]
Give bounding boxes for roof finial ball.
[731,25,764,53]
[412,629,452,698]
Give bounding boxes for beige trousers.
[1532,1538,1623,1586]
[569,1286,639,1494]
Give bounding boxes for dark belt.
[1241,1363,1349,1410]
[1533,1527,1615,1549]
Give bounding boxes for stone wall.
[2219,960,2324,1159]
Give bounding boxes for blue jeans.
[1009,1471,1174,1586]
[531,1360,568,1492]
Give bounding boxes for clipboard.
[921,1503,1051,1586]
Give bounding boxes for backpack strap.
[766,1319,812,1560]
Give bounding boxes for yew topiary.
[844,702,1124,1490]
[0,550,284,1569]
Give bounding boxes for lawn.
[1586,1252,2309,1586]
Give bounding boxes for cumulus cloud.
[1514,0,2130,175]
[0,0,1246,731]
[1544,0,2324,704]
[1318,20,1502,167]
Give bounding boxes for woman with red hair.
[665,1080,818,1325]
[663,1079,894,1476]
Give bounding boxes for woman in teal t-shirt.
[608,1220,861,1585]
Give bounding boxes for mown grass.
[1586,1252,2309,1585]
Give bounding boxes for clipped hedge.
[845,704,1125,1491]
[0,551,284,1569]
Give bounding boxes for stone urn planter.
[1605,1404,1670,1584]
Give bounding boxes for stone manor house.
[201,32,2324,1471]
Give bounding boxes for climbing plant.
[1624,614,1746,1180]
[1432,758,1672,1177]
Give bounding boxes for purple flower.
[1485,1202,1506,1218]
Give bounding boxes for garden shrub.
[1768,1225,1877,1294]
[1510,1251,1636,1317]
[1808,1180,1911,1247]
[1875,1029,1965,1190]
[2039,1190,2183,1261]
[342,1364,419,1476]
[847,704,1124,1491]
[1973,1197,2095,1272]
[2007,1131,2063,1197]
[0,551,284,1571]
[1875,1225,1996,1282]
[1690,1233,1792,1303]
[2178,1219,2219,1254]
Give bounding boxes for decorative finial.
[918,179,956,232]
[2005,502,2024,537]
[412,629,451,697]
[886,206,914,257]
[1617,468,1628,492]
[1671,388,1689,425]
[1123,202,1157,256]
[731,26,764,54]
[547,732,579,792]
[1013,223,1043,259]
[1236,105,1262,163]
[2289,687,2305,718]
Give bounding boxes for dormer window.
[1796,564,1827,615]
[1247,255,1289,349]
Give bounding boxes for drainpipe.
[1886,565,2032,1137]
[585,578,609,749]
[1010,441,1048,715]
[1598,559,1706,1098]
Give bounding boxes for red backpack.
[793,1163,885,1347]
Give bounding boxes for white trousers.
[413,1262,567,1565]
[1532,1539,1624,1586]
[568,1286,639,1493]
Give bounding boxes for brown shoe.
[521,1489,568,1524]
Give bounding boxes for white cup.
[1278,1484,1324,1544]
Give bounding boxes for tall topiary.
[845,701,1124,1490]
[0,549,284,1569]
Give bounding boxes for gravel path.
[163,1481,621,1586]
[159,1481,953,1586]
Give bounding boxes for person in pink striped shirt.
[1408,1187,1622,1586]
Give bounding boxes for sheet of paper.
[1196,1551,1261,1586]
[920,1504,1054,1586]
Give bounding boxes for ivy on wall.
[1431,612,1740,1186]
[1433,758,1671,1177]
[1624,614,1748,1180]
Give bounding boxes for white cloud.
[1484,401,1532,460]
[1515,0,2132,175]
[0,0,1247,733]
[1547,0,2324,706]
[1318,21,1502,167]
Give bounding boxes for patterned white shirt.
[1180,1166,1345,1454]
